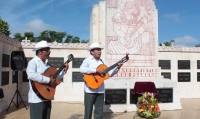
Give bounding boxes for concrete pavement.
[0,99,199,119]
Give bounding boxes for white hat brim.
[88,47,104,51]
[32,46,50,51]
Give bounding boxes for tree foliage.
[195,44,200,47]
[13,30,89,43]
[24,31,35,42]
[13,33,23,41]
[159,39,177,46]
[159,42,171,46]
[71,36,80,43]
[81,39,89,43]
[0,17,11,36]
[64,34,73,43]
[163,42,171,46]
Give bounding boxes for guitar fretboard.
[104,54,129,73]
[105,61,120,73]
[53,60,70,79]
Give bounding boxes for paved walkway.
[0,99,199,119]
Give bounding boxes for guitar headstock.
[120,53,129,63]
[67,54,74,62]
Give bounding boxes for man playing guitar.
[80,42,124,119]
[26,40,69,119]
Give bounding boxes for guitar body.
[31,67,61,100]
[84,53,129,89]
[84,64,110,89]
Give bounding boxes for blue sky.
[0,0,200,46]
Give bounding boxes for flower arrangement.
[136,92,161,119]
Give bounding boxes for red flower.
[153,106,160,113]
[140,105,146,110]
[153,108,158,113]
[148,103,152,106]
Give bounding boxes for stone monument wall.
[106,0,161,78]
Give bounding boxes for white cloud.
[174,36,199,46]
[163,13,180,21]
[0,0,59,37]
[10,19,59,37]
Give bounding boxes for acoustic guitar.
[31,54,74,100]
[84,53,129,89]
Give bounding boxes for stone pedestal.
[103,78,182,112]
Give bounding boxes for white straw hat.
[32,40,49,51]
[88,42,104,51]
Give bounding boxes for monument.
[90,0,182,112]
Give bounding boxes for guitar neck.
[52,60,70,78]
[105,61,120,73]
[104,54,129,73]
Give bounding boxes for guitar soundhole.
[100,73,105,77]
[44,85,50,91]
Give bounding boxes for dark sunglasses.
[40,48,50,52]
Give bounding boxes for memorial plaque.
[25,57,33,68]
[197,60,200,69]
[12,71,18,83]
[197,72,200,82]
[178,72,190,82]
[159,60,171,69]
[25,57,65,68]
[155,88,173,103]
[22,70,63,82]
[1,71,9,86]
[178,60,190,69]
[72,72,84,82]
[130,89,173,104]
[23,71,29,82]
[2,54,10,67]
[105,89,126,105]
[161,72,171,79]
[48,57,64,68]
[72,58,85,68]
[130,89,140,104]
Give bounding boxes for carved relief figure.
[107,0,155,56]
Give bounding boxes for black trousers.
[84,92,104,119]
[29,100,51,119]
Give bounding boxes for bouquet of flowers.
[136,92,161,119]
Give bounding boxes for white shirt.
[26,56,65,103]
[80,55,119,93]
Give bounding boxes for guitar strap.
[47,62,53,67]
[100,59,104,64]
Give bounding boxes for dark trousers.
[30,100,51,119]
[84,92,104,119]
